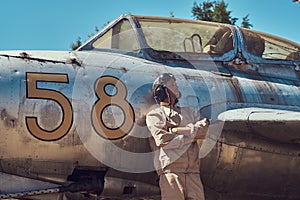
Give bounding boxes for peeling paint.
[228,78,244,102]
[121,67,128,73]
[19,52,30,58]
[0,109,17,128]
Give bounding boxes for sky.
[0,0,299,51]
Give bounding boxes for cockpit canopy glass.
[86,16,300,62]
[241,28,300,61]
[138,18,234,56]
[91,16,235,57]
[92,19,140,52]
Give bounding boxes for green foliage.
[102,21,111,28]
[70,37,82,51]
[241,14,253,29]
[192,1,213,21]
[192,0,252,28]
[212,1,232,24]
[169,11,175,18]
[70,24,103,50]
[88,26,100,38]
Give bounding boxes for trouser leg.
[185,173,205,200]
[159,173,185,200]
[159,172,205,200]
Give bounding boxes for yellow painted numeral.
[26,73,73,141]
[92,76,135,140]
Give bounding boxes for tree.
[70,21,111,51]
[241,14,253,29]
[70,25,102,50]
[192,0,252,28]
[70,37,82,51]
[192,1,214,21]
[102,21,111,28]
[87,26,100,38]
[169,11,175,18]
[212,1,227,23]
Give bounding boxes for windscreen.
[138,18,234,56]
[92,19,140,52]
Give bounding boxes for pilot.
[146,73,209,200]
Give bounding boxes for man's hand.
[171,118,209,139]
[195,118,210,127]
[193,118,209,140]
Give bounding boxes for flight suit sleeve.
[146,110,193,149]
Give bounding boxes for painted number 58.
[25,73,135,141]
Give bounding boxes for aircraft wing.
[217,107,300,144]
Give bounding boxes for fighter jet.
[0,14,300,199]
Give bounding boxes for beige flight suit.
[146,105,205,200]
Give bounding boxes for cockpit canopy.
[78,15,300,62]
[241,28,300,61]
